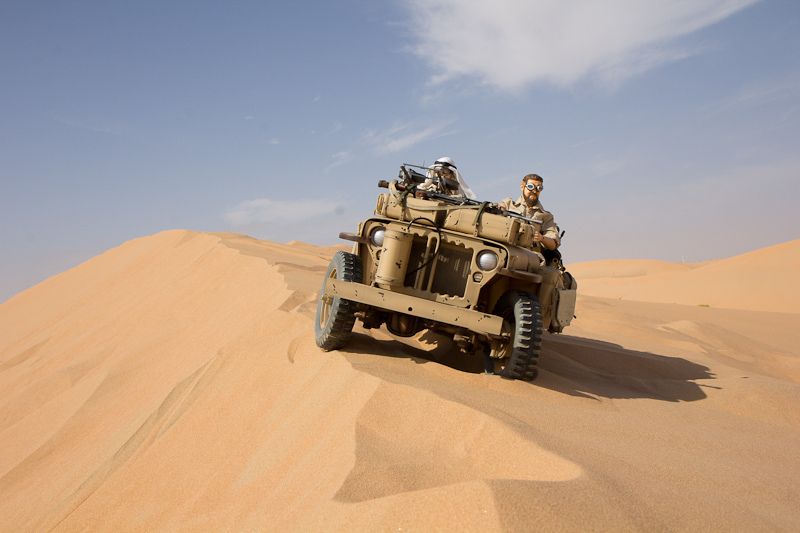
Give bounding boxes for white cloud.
[224,197,345,226]
[402,0,760,91]
[363,119,458,154]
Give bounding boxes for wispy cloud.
[362,119,458,154]
[326,151,354,172]
[224,197,346,226]
[592,158,628,179]
[401,0,760,91]
[720,73,800,108]
[321,118,458,171]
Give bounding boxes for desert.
[1,230,799,531]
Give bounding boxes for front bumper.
[323,280,504,337]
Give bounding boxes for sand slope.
[1,231,799,531]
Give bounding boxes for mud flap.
[539,267,577,333]
[552,289,577,332]
[536,265,560,330]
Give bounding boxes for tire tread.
[315,251,363,351]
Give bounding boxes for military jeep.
[315,164,577,380]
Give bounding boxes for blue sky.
[2,0,799,303]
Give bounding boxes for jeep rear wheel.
[315,251,363,351]
[486,291,542,381]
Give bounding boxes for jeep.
[315,164,577,380]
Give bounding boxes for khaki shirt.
[500,196,561,248]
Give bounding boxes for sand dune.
[1,230,798,531]
[568,239,800,313]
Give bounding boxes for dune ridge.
[1,230,799,531]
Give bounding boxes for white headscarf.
[428,157,477,200]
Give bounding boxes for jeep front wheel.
[315,251,363,351]
[486,291,542,381]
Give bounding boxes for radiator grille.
[404,238,472,297]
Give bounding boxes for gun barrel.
[503,211,543,225]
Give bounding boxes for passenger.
[499,173,560,250]
[421,157,477,199]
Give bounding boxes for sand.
[1,230,798,531]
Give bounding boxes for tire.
[485,291,542,381]
[315,251,363,351]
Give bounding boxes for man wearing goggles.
[499,173,560,251]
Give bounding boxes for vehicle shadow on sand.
[339,329,713,402]
[537,333,714,402]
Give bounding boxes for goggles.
[525,183,543,192]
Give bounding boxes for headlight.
[476,250,498,271]
[370,227,386,247]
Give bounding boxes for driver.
[499,173,560,250]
